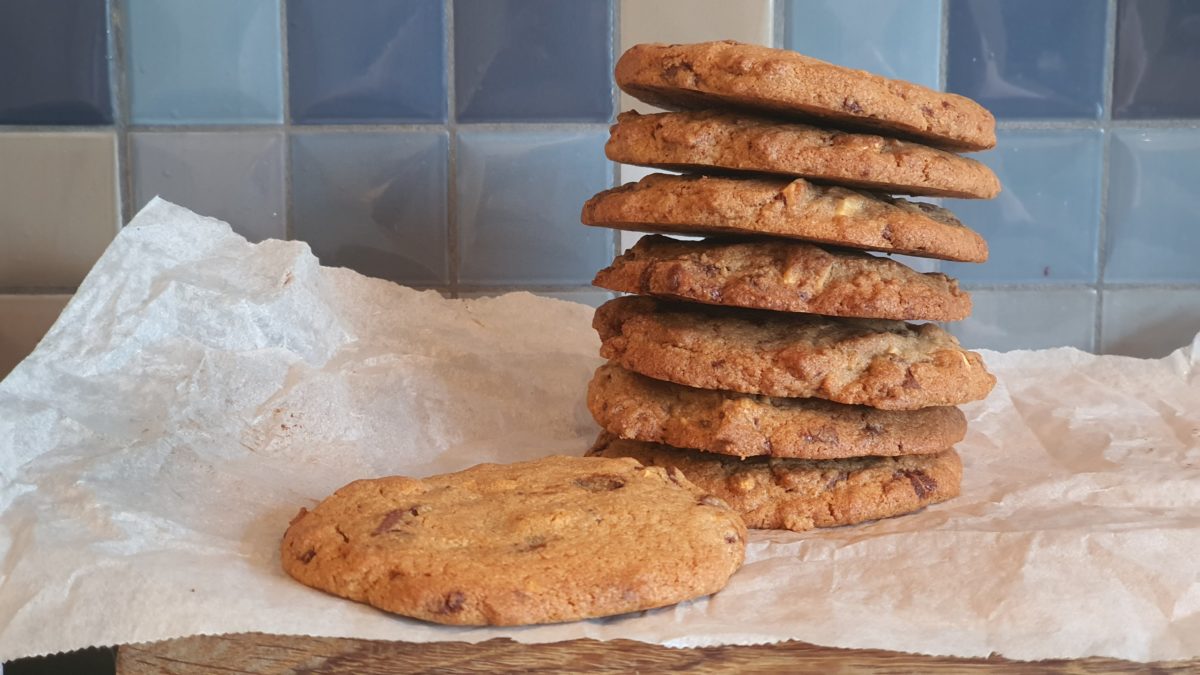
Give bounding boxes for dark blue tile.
[457,131,613,284]
[454,0,613,122]
[291,132,449,285]
[288,0,446,123]
[941,129,1103,284]
[0,0,111,124]
[1114,0,1200,119]
[1106,129,1200,282]
[947,0,1107,119]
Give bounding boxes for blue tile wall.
[454,0,614,122]
[287,0,447,124]
[0,0,111,125]
[786,0,942,89]
[124,0,284,124]
[947,0,1108,119]
[941,129,1104,285]
[457,131,612,285]
[2,0,1200,358]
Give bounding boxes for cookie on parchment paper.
[281,455,746,626]
[588,363,967,460]
[582,173,988,263]
[593,296,995,410]
[606,110,1001,199]
[593,234,973,321]
[616,41,995,152]
[588,434,962,531]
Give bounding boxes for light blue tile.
[947,0,1108,119]
[1106,129,1200,283]
[454,0,613,122]
[287,0,446,123]
[291,131,448,285]
[941,129,1103,285]
[457,131,613,285]
[786,0,941,89]
[460,290,615,308]
[125,0,283,124]
[131,131,286,243]
[1102,288,1200,358]
[947,288,1096,352]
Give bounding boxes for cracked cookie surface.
[616,41,995,152]
[593,234,972,321]
[594,296,995,410]
[588,363,966,459]
[582,173,988,263]
[606,110,1000,199]
[281,455,746,626]
[588,434,962,531]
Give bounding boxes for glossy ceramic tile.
[948,289,1097,352]
[941,129,1103,285]
[287,0,446,123]
[131,132,286,243]
[1114,0,1200,118]
[0,133,118,287]
[454,0,613,122]
[457,131,613,285]
[620,0,772,113]
[1107,129,1200,282]
[0,294,72,380]
[124,0,283,124]
[0,0,111,124]
[291,131,448,284]
[947,0,1108,119]
[1102,289,1200,358]
[786,0,940,89]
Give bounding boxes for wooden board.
[116,633,1200,674]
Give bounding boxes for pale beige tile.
[0,294,71,379]
[618,0,774,113]
[0,132,120,287]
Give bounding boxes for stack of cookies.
[582,41,999,531]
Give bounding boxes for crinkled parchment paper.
[1,199,1198,662]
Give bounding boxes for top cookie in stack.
[580,41,998,532]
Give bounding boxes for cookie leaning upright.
[580,40,1000,532]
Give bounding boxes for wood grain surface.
[115,633,1200,674]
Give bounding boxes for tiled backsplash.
[3,0,1200,380]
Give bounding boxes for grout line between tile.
[109,0,133,226]
[279,0,294,240]
[445,0,459,298]
[1094,0,1118,353]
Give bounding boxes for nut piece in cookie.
[281,455,747,626]
[588,434,962,531]
[594,234,973,321]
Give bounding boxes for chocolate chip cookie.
[606,110,1001,199]
[588,434,962,531]
[594,234,973,321]
[616,41,995,152]
[588,363,966,459]
[281,455,747,626]
[594,296,995,410]
[582,174,988,263]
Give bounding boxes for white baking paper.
[1,198,1198,663]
